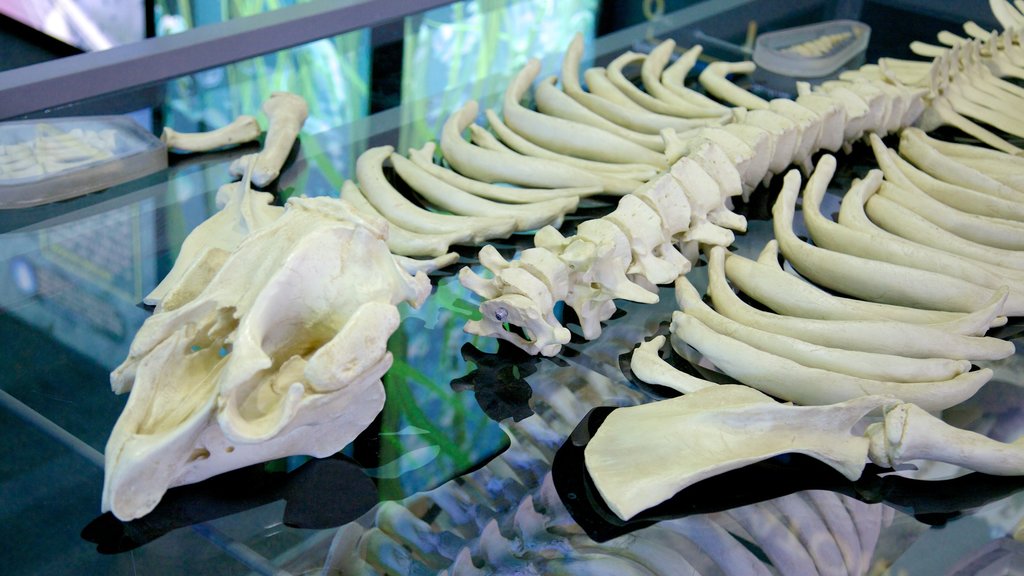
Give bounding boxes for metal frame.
[0,0,453,119]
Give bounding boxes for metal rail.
[0,0,453,119]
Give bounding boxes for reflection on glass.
[0,0,146,52]
[399,0,599,150]
[156,1,370,138]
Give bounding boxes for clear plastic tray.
[0,116,167,209]
[753,19,871,92]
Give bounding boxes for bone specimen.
[707,247,1013,359]
[503,59,669,168]
[587,383,1024,522]
[340,179,463,258]
[732,241,1009,335]
[144,170,284,307]
[439,100,619,192]
[389,151,579,231]
[698,61,770,110]
[1,123,116,179]
[867,134,1024,251]
[355,145,517,242]
[584,385,892,520]
[800,160,1024,311]
[670,311,991,410]
[608,50,725,118]
[898,127,1024,202]
[773,160,1013,314]
[161,115,261,152]
[675,277,974,383]
[407,142,601,203]
[480,108,659,180]
[228,92,309,187]
[629,335,717,394]
[104,196,431,520]
[640,38,730,116]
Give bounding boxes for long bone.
[629,335,717,394]
[725,243,1008,334]
[867,134,1024,251]
[706,246,1012,361]
[479,108,659,180]
[584,385,892,521]
[992,0,1024,29]
[659,44,731,110]
[389,152,578,232]
[898,128,1024,203]
[340,180,462,258]
[866,191,1024,272]
[940,71,1024,139]
[585,66,648,110]
[774,160,1005,314]
[161,115,261,152]
[898,127,1024,191]
[698,61,770,110]
[885,143,1024,221]
[835,169,1024,283]
[802,166,1024,311]
[407,142,600,204]
[504,59,668,168]
[607,50,725,118]
[228,92,308,187]
[640,38,730,114]
[670,311,992,411]
[676,277,974,382]
[867,402,1024,475]
[533,72,674,146]
[439,101,616,192]
[356,145,517,242]
[557,35,712,139]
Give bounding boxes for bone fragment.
[161,115,261,152]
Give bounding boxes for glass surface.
[2,1,1023,575]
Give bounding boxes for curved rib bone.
[705,246,1009,363]
[676,277,974,382]
[407,142,600,203]
[389,151,578,231]
[670,311,992,411]
[774,159,1006,313]
[698,61,770,110]
[504,59,668,168]
[356,145,517,242]
[439,101,609,191]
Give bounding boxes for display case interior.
[1,1,1022,574]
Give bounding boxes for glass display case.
[1,1,1021,574]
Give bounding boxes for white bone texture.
[104,196,430,520]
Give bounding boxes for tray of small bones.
[753,19,871,93]
[0,116,167,209]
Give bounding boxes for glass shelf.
[1,1,1021,575]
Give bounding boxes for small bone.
[161,115,261,152]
